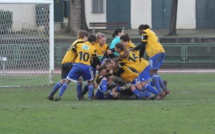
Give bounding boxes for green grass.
[0,74,215,134]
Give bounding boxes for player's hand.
[106,49,112,55]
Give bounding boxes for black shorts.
[61,62,73,79]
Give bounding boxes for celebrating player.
[135,24,169,97]
[54,35,98,101]
[47,30,89,100]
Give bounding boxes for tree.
[168,0,178,35]
[65,0,88,36]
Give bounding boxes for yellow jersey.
[74,41,97,66]
[142,28,165,57]
[61,39,85,64]
[93,42,108,60]
[113,64,138,82]
[119,51,149,73]
[127,41,139,55]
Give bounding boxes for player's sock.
[152,75,162,93]
[48,82,62,98]
[59,83,68,97]
[76,83,82,99]
[81,84,88,97]
[143,90,151,98]
[100,79,107,92]
[145,83,158,95]
[132,89,144,99]
[88,84,94,100]
[158,76,167,91]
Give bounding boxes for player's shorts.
[95,88,105,100]
[138,65,151,82]
[67,63,93,82]
[149,52,165,69]
[131,76,140,84]
[61,62,73,79]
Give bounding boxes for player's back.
[75,41,96,65]
[114,64,138,83]
[61,39,85,64]
[119,51,149,73]
[144,29,165,57]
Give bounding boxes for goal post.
[0,0,54,87]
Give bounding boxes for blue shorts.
[149,53,165,69]
[131,76,140,85]
[61,62,73,79]
[138,66,150,82]
[67,63,93,82]
[95,87,105,100]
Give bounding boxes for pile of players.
[47,24,170,101]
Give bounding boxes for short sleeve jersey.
[93,42,108,60]
[127,41,139,55]
[61,39,84,64]
[141,28,165,57]
[113,64,138,82]
[119,51,149,73]
[74,41,97,66]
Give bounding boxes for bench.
[89,22,128,34]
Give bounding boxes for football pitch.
[0,73,215,134]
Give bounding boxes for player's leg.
[47,62,73,100]
[139,65,161,100]
[81,65,94,100]
[95,77,107,100]
[149,53,166,96]
[55,64,81,101]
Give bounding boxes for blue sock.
[132,89,144,99]
[145,83,158,95]
[49,82,62,97]
[143,90,151,98]
[59,83,68,97]
[76,83,82,99]
[152,75,162,93]
[100,79,107,92]
[88,84,94,99]
[158,76,167,91]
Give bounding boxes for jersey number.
[128,53,138,62]
[79,52,90,61]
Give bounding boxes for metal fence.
[54,43,215,67]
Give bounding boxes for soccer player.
[120,34,139,55]
[115,43,161,99]
[109,58,145,99]
[47,30,89,100]
[93,32,109,62]
[54,34,98,101]
[135,24,169,96]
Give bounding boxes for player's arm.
[134,31,148,58]
[92,50,101,68]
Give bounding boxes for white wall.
[85,0,107,29]
[177,0,196,29]
[85,0,196,29]
[0,4,35,31]
[131,0,152,29]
